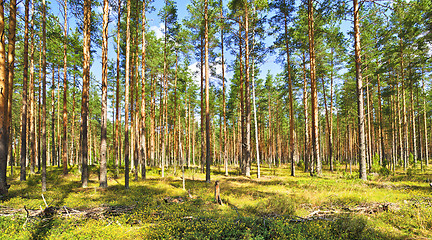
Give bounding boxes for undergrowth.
[0,164,431,239]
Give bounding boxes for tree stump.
[215,181,223,205]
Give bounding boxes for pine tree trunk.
[114,0,121,179]
[99,0,109,188]
[422,76,428,166]
[283,2,295,177]
[62,0,68,175]
[29,3,35,174]
[0,0,9,195]
[6,0,16,178]
[302,52,310,173]
[205,0,211,182]
[140,0,147,180]
[41,0,48,192]
[308,0,320,175]
[410,83,417,164]
[220,0,228,177]
[377,75,385,167]
[124,0,131,188]
[21,0,29,181]
[81,0,91,188]
[200,36,205,174]
[353,0,367,180]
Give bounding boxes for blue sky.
[81,0,283,88]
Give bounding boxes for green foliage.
[378,167,391,177]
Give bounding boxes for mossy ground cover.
[1,164,431,239]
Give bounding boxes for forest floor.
[1,163,432,239]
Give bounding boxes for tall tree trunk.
[29,2,35,174]
[244,1,251,178]
[0,0,8,195]
[99,0,109,188]
[366,77,372,169]
[51,68,56,166]
[283,1,295,176]
[205,0,211,182]
[422,75,428,166]
[302,52,310,173]
[353,0,367,180]
[140,0,147,180]
[410,82,417,164]
[124,0,131,188]
[239,21,245,174]
[21,0,30,181]
[71,70,76,165]
[150,74,155,167]
[114,0,121,178]
[307,0,320,175]
[200,36,205,174]
[62,0,68,175]
[41,0,48,192]
[400,41,408,170]
[377,74,385,166]
[81,0,91,188]
[329,51,334,172]
[6,0,16,177]
[220,0,228,177]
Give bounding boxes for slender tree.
[140,0,147,180]
[204,0,211,183]
[20,0,30,181]
[41,0,48,192]
[62,0,69,175]
[353,0,367,180]
[124,0,131,189]
[100,0,109,188]
[114,0,122,178]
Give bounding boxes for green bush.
[378,167,391,177]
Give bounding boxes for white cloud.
[187,57,232,89]
[150,23,164,39]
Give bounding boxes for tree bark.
[62,0,68,175]
[114,0,121,178]
[20,0,29,181]
[29,2,35,174]
[353,0,367,180]
[0,0,8,195]
[307,0,320,175]
[99,0,109,188]
[422,76,428,166]
[81,0,91,188]
[124,0,131,188]
[140,0,147,180]
[284,0,295,177]
[41,0,48,192]
[205,0,211,182]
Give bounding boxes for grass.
[1,163,432,239]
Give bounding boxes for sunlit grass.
[1,163,431,239]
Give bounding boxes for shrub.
[378,167,391,177]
